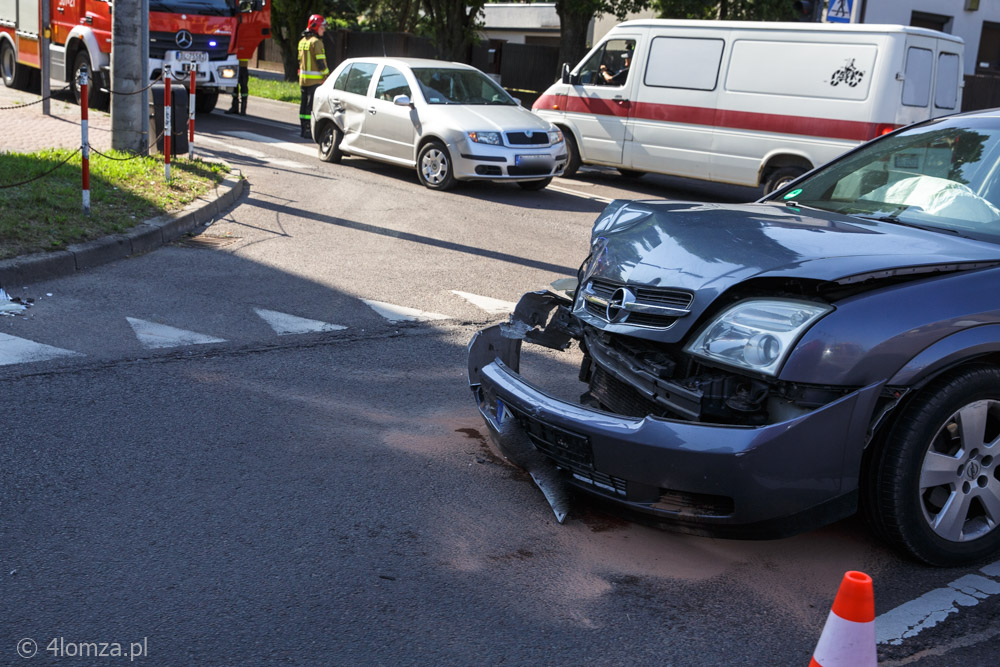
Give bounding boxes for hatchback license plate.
[515,154,547,166]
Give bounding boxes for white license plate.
[174,51,208,63]
[515,154,547,166]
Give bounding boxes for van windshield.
[771,116,1000,244]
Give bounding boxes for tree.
[359,0,424,33]
[653,0,795,21]
[555,0,650,71]
[421,0,487,61]
[270,0,360,80]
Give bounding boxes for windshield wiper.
[852,214,967,237]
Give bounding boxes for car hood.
[582,200,1000,339]
[425,104,553,133]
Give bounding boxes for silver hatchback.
[310,58,567,191]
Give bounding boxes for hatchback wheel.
[318,123,343,163]
[416,141,455,190]
[870,366,1000,566]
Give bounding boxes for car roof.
[338,57,477,71]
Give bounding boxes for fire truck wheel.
[1,40,31,90]
[195,92,219,114]
[71,50,109,110]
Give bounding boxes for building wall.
[480,3,561,45]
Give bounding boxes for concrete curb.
[0,170,246,288]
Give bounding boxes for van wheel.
[417,140,456,190]
[318,123,343,163]
[618,168,643,178]
[764,166,806,194]
[867,365,1000,566]
[1,40,31,89]
[517,177,552,191]
[561,132,581,178]
[70,50,109,110]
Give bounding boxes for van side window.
[578,39,636,86]
[902,47,933,107]
[935,52,960,110]
[333,65,353,92]
[344,62,378,96]
[644,37,724,90]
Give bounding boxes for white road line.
[0,333,82,366]
[127,317,226,349]
[547,183,614,203]
[219,130,317,158]
[876,559,1000,645]
[450,290,516,315]
[254,308,347,335]
[361,299,450,323]
[197,135,310,169]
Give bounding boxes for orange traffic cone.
[809,570,877,667]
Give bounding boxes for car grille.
[583,279,693,329]
[149,32,232,61]
[590,365,662,418]
[506,131,550,146]
[508,406,627,497]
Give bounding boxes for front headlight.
[219,67,237,79]
[468,131,501,145]
[548,129,564,144]
[684,299,831,376]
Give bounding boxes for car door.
[363,64,418,164]
[567,37,639,167]
[333,61,377,153]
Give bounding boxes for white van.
[533,20,964,191]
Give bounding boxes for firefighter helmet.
[307,14,325,32]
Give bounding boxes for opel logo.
[606,287,635,323]
[967,460,982,480]
[175,30,194,49]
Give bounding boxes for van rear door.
[565,36,639,166]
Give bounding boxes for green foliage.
[422,0,488,60]
[555,0,651,70]
[358,0,426,34]
[0,150,226,259]
[653,0,797,21]
[270,0,361,80]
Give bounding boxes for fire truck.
[0,0,270,112]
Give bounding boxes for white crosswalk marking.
[450,290,516,315]
[219,131,317,158]
[254,308,347,335]
[127,317,226,349]
[0,333,82,366]
[197,136,310,169]
[362,299,451,323]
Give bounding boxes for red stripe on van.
[534,94,895,143]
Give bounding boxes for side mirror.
[393,94,413,108]
[513,97,522,107]
[561,63,570,85]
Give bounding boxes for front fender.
[889,324,1000,388]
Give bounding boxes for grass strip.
[248,76,301,103]
[0,148,228,260]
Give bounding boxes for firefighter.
[298,14,329,139]
[225,58,250,115]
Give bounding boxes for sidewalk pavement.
[0,83,244,288]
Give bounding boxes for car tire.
[195,91,219,114]
[617,168,644,178]
[517,177,552,191]
[763,166,806,194]
[70,50,109,110]
[561,131,581,178]
[1,40,31,89]
[416,140,456,191]
[318,122,343,163]
[868,365,1000,566]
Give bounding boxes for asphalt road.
[2,101,999,665]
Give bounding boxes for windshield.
[412,68,514,105]
[149,0,232,16]
[771,116,1000,243]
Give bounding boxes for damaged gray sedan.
[469,109,1000,566]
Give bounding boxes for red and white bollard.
[188,67,196,160]
[163,65,172,181]
[79,64,90,216]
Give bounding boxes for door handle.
[367,106,376,115]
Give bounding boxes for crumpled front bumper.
[467,291,885,538]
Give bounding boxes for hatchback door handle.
[368,106,377,115]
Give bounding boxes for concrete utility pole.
[111,0,145,153]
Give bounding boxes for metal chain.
[0,85,73,111]
[88,130,167,161]
[106,72,165,96]
[0,148,81,189]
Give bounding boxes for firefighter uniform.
[226,58,250,115]
[297,15,328,139]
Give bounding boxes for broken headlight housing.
[685,299,831,376]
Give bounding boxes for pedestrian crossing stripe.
[254,308,347,335]
[450,290,516,315]
[126,317,227,349]
[0,333,82,366]
[361,299,451,323]
[219,131,317,158]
